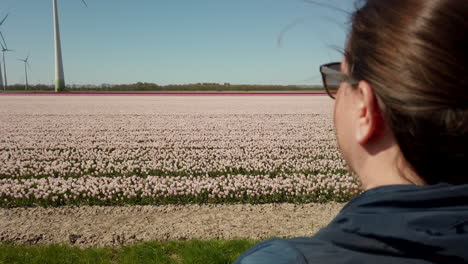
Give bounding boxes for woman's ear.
[355,80,381,144]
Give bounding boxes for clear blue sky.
[1,0,355,86]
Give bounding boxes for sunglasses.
[320,62,359,99]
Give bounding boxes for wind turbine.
[0,43,13,91]
[0,14,8,90]
[18,54,31,90]
[52,0,87,92]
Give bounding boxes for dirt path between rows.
[0,203,344,248]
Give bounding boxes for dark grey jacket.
[234,183,468,264]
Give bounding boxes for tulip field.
[0,95,360,207]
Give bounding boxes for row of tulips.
[0,173,360,207]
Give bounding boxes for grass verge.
[0,239,257,264]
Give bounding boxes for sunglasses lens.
[325,77,340,94]
[324,63,342,95]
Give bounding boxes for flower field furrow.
[0,96,360,206]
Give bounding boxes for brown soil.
[0,203,344,248]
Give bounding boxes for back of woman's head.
[345,0,468,184]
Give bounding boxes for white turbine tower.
[0,43,4,91]
[0,43,13,91]
[18,54,31,90]
[53,0,87,92]
[0,14,8,91]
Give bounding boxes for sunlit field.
[0,95,360,207]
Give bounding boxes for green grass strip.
[0,239,257,264]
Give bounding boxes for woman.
[234,0,468,263]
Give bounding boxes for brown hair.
[345,0,468,184]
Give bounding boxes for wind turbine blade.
[0,31,7,49]
[27,62,31,71]
[0,41,4,51]
[0,14,8,26]
[80,0,88,8]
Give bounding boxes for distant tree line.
[4,84,55,91]
[3,82,324,92]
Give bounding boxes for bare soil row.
[0,203,344,248]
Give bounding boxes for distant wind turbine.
[0,14,8,90]
[52,0,87,92]
[0,43,13,91]
[18,54,31,90]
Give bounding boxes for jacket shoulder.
[234,237,333,264]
